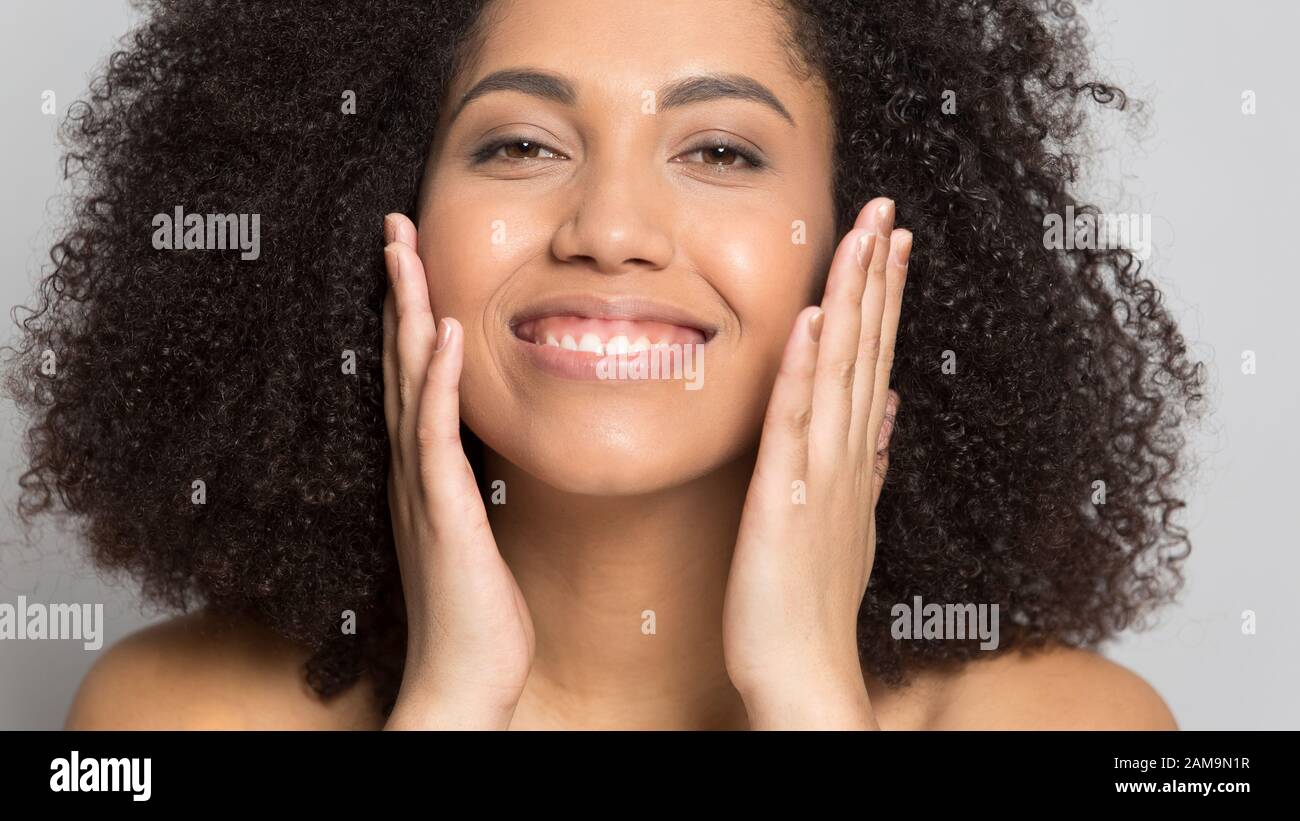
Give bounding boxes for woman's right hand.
[380,212,535,730]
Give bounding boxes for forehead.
[453,0,826,123]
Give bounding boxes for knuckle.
[414,421,455,453]
[778,363,811,386]
[786,405,813,437]
[879,344,896,371]
[871,248,890,275]
[859,333,882,362]
[829,277,856,302]
[407,323,436,352]
[398,371,414,407]
[832,358,857,390]
[433,364,459,391]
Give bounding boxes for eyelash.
[470,135,765,171]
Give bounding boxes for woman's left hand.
[722,197,910,729]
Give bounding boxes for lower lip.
[516,337,622,381]
[512,334,705,382]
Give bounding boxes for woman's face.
[417,0,836,495]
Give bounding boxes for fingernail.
[856,231,875,271]
[384,245,401,284]
[891,231,912,266]
[383,213,397,244]
[876,200,895,237]
[435,317,452,352]
[863,202,880,234]
[808,308,824,342]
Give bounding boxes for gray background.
[1,0,1296,729]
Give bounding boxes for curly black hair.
[4,0,1207,717]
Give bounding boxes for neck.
[482,446,756,729]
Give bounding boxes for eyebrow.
[448,67,796,127]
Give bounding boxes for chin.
[469,405,738,497]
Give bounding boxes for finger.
[809,200,893,467]
[871,449,890,507]
[753,305,823,488]
[850,227,910,454]
[385,239,436,448]
[385,211,418,248]
[807,229,873,464]
[414,317,482,518]
[383,287,401,462]
[381,215,399,421]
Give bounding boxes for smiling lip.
[509,294,716,382]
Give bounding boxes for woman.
[8,0,1204,729]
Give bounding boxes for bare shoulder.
[924,644,1178,730]
[65,607,384,730]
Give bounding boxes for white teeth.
[534,328,688,353]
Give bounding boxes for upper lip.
[509,293,718,340]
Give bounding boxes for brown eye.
[700,144,741,167]
[678,139,764,171]
[503,140,543,159]
[472,137,565,165]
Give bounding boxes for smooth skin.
[64,605,1178,729]
[65,0,1177,731]
[382,214,536,729]
[382,196,906,729]
[722,205,906,730]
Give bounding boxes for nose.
[549,145,675,277]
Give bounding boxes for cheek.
[414,195,516,428]
[416,193,518,317]
[701,226,820,362]
[416,189,562,458]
